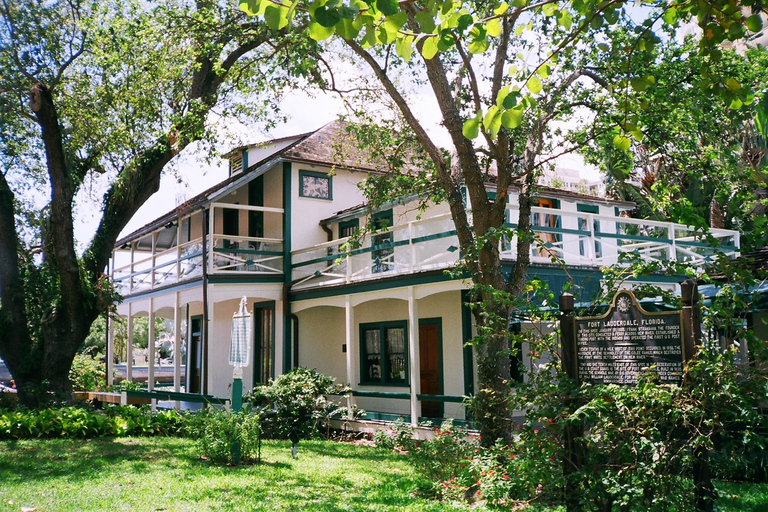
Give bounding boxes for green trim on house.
[289,269,459,301]
[242,149,248,173]
[206,275,284,285]
[352,390,411,400]
[298,169,333,200]
[577,203,600,214]
[283,161,293,373]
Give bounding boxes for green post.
[231,369,243,465]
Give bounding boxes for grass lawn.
[0,437,472,512]
[0,437,765,511]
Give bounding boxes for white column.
[107,314,115,387]
[127,302,133,384]
[408,287,421,427]
[148,298,155,392]
[345,295,356,411]
[174,292,181,393]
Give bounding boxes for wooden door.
[419,322,442,418]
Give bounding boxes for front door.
[419,321,442,419]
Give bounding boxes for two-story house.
[107,121,740,423]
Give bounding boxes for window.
[577,204,602,259]
[360,321,407,385]
[531,198,561,258]
[339,218,359,239]
[299,170,332,200]
[371,209,394,273]
[229,151,243,176]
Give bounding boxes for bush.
[69,353,107,391]
[243,367,347,440]
[371,418,414,451]
[0,405,185,439]
[184,407,261,464]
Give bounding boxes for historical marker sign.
[575,290,685,385]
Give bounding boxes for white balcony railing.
[290,207,740,290]
[112,205,740,295]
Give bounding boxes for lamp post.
[229,296,251,464]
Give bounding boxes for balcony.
[111,204,284,296]
[290,207,740,290]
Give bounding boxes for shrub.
[0,405,185,439]
[243,367,347,440]
[371,418,414,451]
[184,407,261,464]
[69,353,107,391]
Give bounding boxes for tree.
[0,0,320,406]
[582,39,768,250]
[239,0,764,444]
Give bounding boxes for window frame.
[298,169,333,200]
[371,209,394,273]
[338,218,359,239]
[577,203,602,258]
[359,320,409,386]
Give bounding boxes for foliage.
[83,315,171,357]
[0,0,322,407]
[371,418,415,451]
[68,353,108,392]
[0,405,185,439]
[581,40,768,250]
[183,407,262,464]
[243,367,348,440]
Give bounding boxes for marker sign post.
[559,281,712,512]
[575,290,685,386]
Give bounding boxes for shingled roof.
[115,121,388,246]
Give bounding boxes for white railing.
[209,234,283,274]
[112,204,285,295]
[503,206,740,267]
[291,213,460,290]
[291,209,740,290]
[112,205,740,295]
[112,238,205,295]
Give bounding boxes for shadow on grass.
[0,437,200,484]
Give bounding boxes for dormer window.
[229,152,243,176]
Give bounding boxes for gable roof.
[115,121,390,247]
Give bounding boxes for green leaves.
[613,134,631,151]
[501,106,524,129]
[376,0,399,16]
[746,14,763,33]
[483,105,503,137]
[463,111,481,139]
[527,75,542,94]
[395,35,414,62]
[421,36,439,59]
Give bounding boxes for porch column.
[107,314,115,387]
[345,295,356,411]
[173,292,181,393]
[148,297,155,392]
[126,302,133,384]
[408,287,421,427]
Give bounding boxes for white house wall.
[290,163,368,251]
[244,137,301,169]
[294,288,467,420]
[296,306,347,383]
